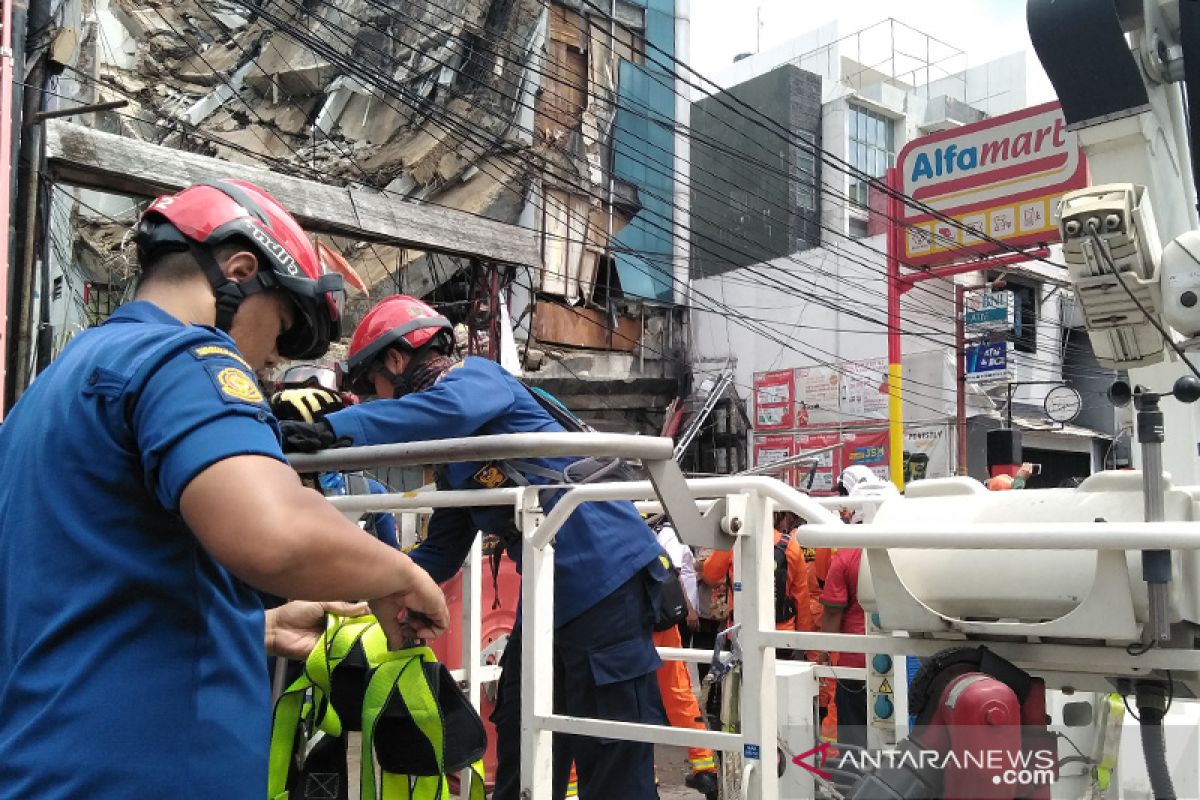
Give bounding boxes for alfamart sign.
[897,101,1087,268]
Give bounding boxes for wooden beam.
[43,120,541,268]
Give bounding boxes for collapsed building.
[18,0,710,438]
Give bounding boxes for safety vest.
[268,615,487,800]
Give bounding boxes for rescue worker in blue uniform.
[0,182,449,800]
[280,294,667,800]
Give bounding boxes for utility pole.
[7,0,50,409]
[0,0,17,416]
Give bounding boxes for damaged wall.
[38,0,685,431]
[61,0,666,305]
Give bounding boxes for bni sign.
[965,340,1014,384]
[964,290,1014,332]
[896,101,1087,268]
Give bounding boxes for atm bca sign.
[897,101,1087,268]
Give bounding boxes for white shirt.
[656,524,698,612]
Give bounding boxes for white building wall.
[690,27,1071,479]
[923,52,1028,118]
[691,236,959,424]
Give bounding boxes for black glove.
[279,419,339,453]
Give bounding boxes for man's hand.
[279,419,339,453]
[369,564,450,649]
[265,600,370,659]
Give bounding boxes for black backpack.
[774,531,797,624]
[653,551,689,632]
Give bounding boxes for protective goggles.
[281,364,339,392]
[335,357,382,397]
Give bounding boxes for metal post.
[488,264,500,362]
[956,285,967,475]
[0,0,17,413]
[1006,381,1015,429]
[458,534,483,799]
[519,488,554,799]
[885,167,906,490]
[734,492,778,799]
[1134,389,1172,642]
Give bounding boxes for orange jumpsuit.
[700,530,816,634]
[702,534,836,736]
[652,625,717,774]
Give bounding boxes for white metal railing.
[297,434,1200,800]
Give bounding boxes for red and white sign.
[794,366,840,428]
[795,432,840,494]
[897,101,1087,268]
[753,370,794,431]
[843,429,890,483]
[754,434,796,485]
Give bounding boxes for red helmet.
[135,179,344,359]
[341,295,452,394]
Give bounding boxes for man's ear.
[221,250,260,284]
[383,347,406,373]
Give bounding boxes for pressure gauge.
[1044,385,1082,423]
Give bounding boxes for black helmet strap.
[190,242,271,333]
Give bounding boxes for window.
[794,130,818,211]
[848,215,869,239]
[1008,282,1039,354]
[52,276,63,301]
[847,105,894,208]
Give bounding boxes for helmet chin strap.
[191,243,267,333]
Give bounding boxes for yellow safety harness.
[268,615,487,800]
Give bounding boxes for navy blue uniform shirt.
[326,356,662,625]
[0,302,285,799]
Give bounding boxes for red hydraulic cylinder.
[921,674,1024,800]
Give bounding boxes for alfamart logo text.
[792,743,1056,786]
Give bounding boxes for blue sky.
[689,0,1055,104]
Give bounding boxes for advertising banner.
[754,434,796,485]
[903,424,952,481]
[897,101,1087,268]
[794,366,841,427]
[753,369,794,430]
[839,359,890,422]
[965,340,1015,383]
[795,431,841,494]
[963,290,1014,332]
[842,429,890,483]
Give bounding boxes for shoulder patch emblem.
[215,367,264,404]
[472,464,508,489]
[192,345,253,372]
